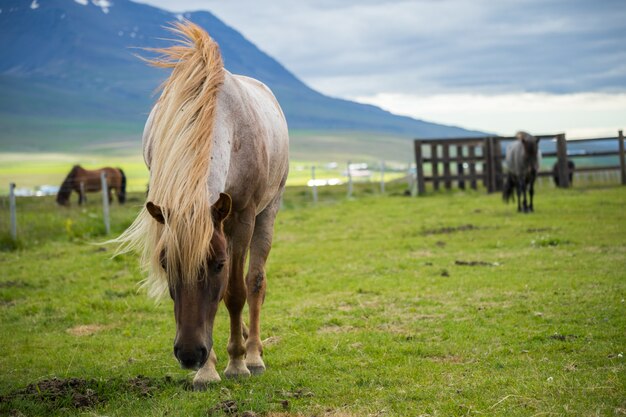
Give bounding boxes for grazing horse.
[56,165,126,206]
[503,131,541,212]
[115,21,289,390]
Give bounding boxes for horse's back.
[219,72,289,213]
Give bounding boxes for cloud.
[134,0,626,136]
[353,92,626,138]
[136,0,626,97]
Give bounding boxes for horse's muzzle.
[174,345,208,370]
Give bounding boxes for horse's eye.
[214,261,225,273]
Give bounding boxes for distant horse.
[56,165,126,206]
[503,131,541,212]
[114,22,289,389]
[552,160,575,186]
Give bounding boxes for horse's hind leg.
[223,207,256,379]
[245,195,281,375]
[516,180,523,212]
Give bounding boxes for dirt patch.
[318,325,356,334]
[0,280,30,289]
[66,324,111,336]
[427,354,469,364]
[455,260,500,267]
[127,375,160,397]
[422,224,479,235]
[210,400,239,415]
[0,378,100,409]
[278,388,314,399]
[526,227,555,233]
[549,333,579,342]
[262,336,281,347]
[1,375,187,413]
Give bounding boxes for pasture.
[0,183,625,416]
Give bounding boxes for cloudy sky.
[138,0,626,137]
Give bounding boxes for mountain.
[0,0,484,152]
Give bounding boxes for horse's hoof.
[224,361,251,379]
[193,377,220,391]
[193,368,221,390]
[246,354,265,375]
[247,365,265,375]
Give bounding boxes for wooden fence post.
[442,144,451,190]
[311,165,318,204]
[414,140,425,195]
[100,172,110,234]
[456,145,465,190]
[380,160,385,194]
[556,133,570,188]
[468,145,477,190]
[619,130,625,186]
[431,144,440,191]
[347,160,353,198]
[9,183,17,240]
[484,137,494,193]
[493,138,504,191]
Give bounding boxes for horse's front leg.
[521,179,529,212]
[223,207,256,379]
[516,179,523,212]
[245,196,281,375]
[193,348,220,389]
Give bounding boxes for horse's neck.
[207,108,232,206]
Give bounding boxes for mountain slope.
[0,0,484,151]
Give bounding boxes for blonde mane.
[115,21,224,298]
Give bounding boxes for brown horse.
[114,21,289,390]
[56,165,126,206]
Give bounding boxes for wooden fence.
[413,130,625,195]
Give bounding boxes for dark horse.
[56,165,126,206]
[503,131,541,212]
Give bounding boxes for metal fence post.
[347,160,353,198]
[619,129,625,186]
[9,183,17,240]
[100,172,110,234]
[311,165,318,204]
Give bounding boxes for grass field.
[0,183,625,416]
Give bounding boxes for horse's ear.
[212,193,232,224]
[517,132,526,144]
[146,201,166,224]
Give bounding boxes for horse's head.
[146,193,232,370]
[56,191,70,206]
[518,131,541,170]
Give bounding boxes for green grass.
[0,183,625,416]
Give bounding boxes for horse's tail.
[502,173,515,203]
[56,165,80,205]
[118,168,127,204]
